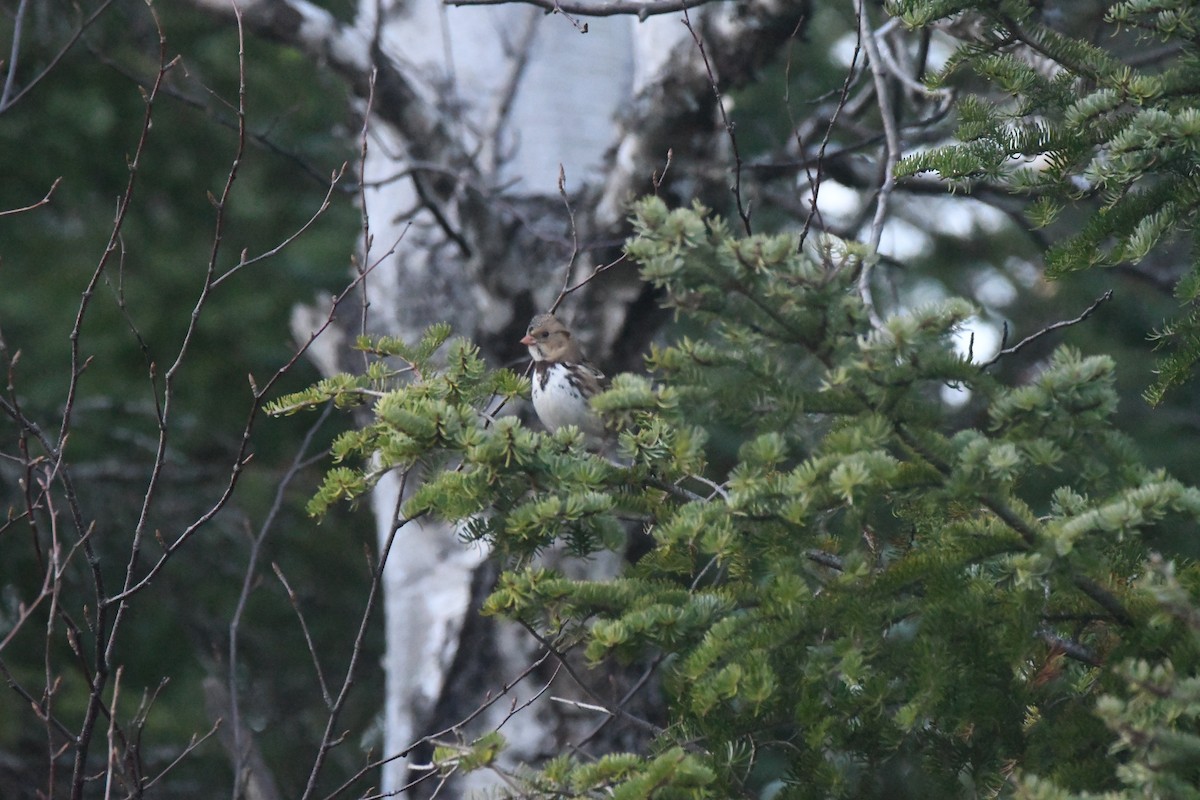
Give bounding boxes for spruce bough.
[273,199,1200,798]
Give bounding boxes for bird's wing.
[582,361,606,385]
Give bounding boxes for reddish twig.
[0,176,62,217]
[298,469,421,800]
[60,7,178,795]
[548,164,583,315]
[213,164,349,288]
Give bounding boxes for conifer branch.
[1037,628,1101,667]
[518,622,660,736]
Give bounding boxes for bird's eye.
[538,331,549,339]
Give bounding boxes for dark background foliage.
[0,1,378,795]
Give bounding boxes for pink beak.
[520,334,535,346]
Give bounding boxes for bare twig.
[103,3,250,671]
[481,10,539,174]
[856,0,900,328]
[0,0,30,108]
[517,621,659,735]
[0,0,115,113]
[682,6,752,235]
[980,290,1113,368]
[652,148,673,194]
[213,164,349,288]
[869,24,951,100]
[298,469,420,800]
[548,164,583,313]
[101,249,389,608]
[357,69,377,355]
[321,648,558,800]
[227,403,334,796]
[271,559,335,707]
[141,723,222,791]
[58,8,178,795]
[102,666,122,800]
[571,653,663,752]
[0,176,61,217]
[794,35,859,251]
[445,0,714,20]
[552,254,629,312]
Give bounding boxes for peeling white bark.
[371,470,487,785]
[359,9,645,792]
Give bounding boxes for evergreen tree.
[279,198,1200,797]
[892,0,1200,404]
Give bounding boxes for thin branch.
[1037,628,1101,668]
[869,23,951,100]
[213,164,348,288]
[357,69,377,354]
[271,560,335,708]
[548,164,583,315]
[90,45,344,191]
[550,696,611,714]
[0,534,57,653]
[0,176,61,217]
[322,649,558,800]
[102,9,249,706]
[445,0,715,20]
[227,403,335,797]
[101,242,390,608]
[62,7,178,795]
[141,723,222,792]
[682,5,752,235]
[791,15,860,251]
[0,0,115,114]
[518,621,660,736]
[0,0,30,108]
[571,653,663,752]
[299,470,420,800]
[102,666,123,800]
[552,255,629,313]
[856,0,900,327]
[980,290,1113,368]
[480,10,539,175]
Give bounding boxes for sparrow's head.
[520,313,582,363]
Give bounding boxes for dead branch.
[980,290,1114,369]
[445,0,716,20]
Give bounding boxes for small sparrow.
[520,313,606,440]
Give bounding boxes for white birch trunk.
[355,10,685,792]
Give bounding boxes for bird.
[520,313,607,440]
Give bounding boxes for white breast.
[532,364,603,437]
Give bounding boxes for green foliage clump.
[890,0,1200,404]
[288,199,1200,798]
